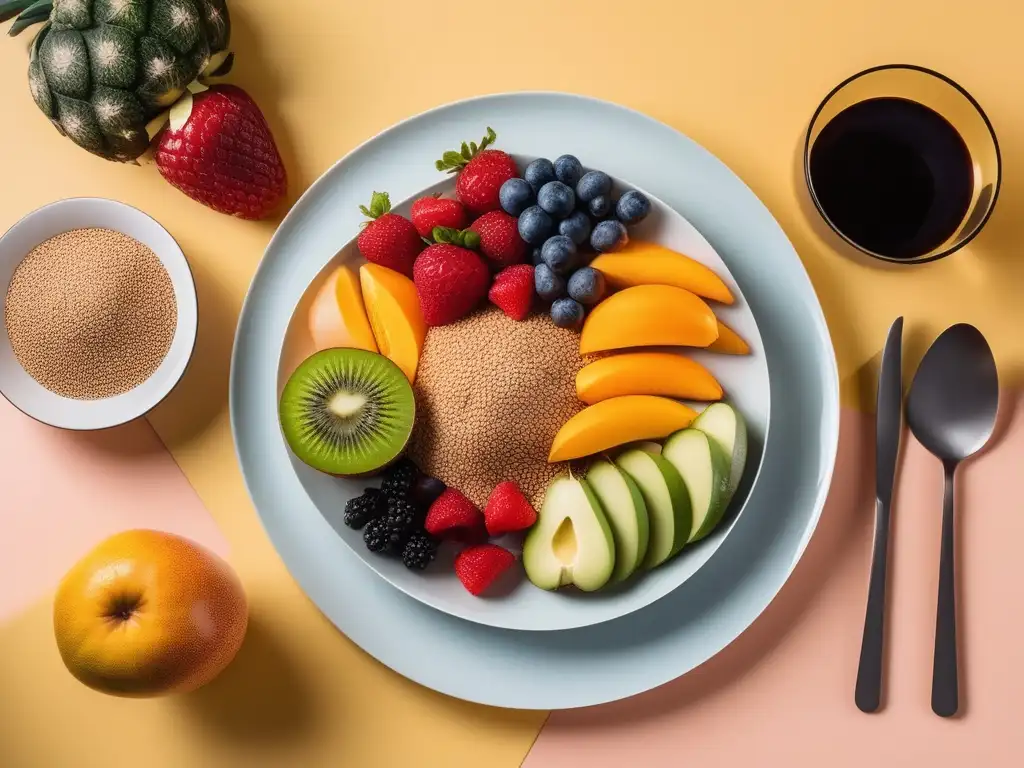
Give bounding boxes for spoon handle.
[932,463,959,717]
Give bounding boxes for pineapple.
[1,0,232,161]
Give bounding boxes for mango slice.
[548,395,697,462]
[576,352,722,404]
[579,285,718,355]
[359,263,427,382]
[308,265,379,353]
[707,320,750,355]
[590,243,734,304]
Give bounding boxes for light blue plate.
[230,92,839,709]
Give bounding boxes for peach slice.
[359,263,427,382]
[548,395,697,462]
[576,352,723,404]
[590,243,734,304]
[707,319,750,355]
[308,265,378,353]
[579,285,718,355]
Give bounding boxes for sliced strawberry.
[425,488,485,538]
[488,264,535,321]
[455,544,517,596]
[483,481,538,536]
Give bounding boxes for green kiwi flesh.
[279,348,416,476]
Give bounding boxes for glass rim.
[803,63,1002,265]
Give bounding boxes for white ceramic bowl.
[277,172,770,631]
[0,198,197,430]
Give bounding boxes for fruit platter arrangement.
[278,126,762,605]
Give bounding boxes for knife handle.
[856,498,891,713]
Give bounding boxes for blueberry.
[558,210,591,245]
[411,475,447,509]
[567,267,607,306]
[591,220,629,253]
[537,181,575,219]
[588,194,611,218]
[554,155,583,187]
[518,205,554,246]
[576,170,612,203]
[534,263,566,302]
[551,298,585,329]
[531,246,545,266]
[540,235,578,275]
[499,178,534,216]
[524,158,557,193]
[615,189,651,225]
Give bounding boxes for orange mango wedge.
[308,265,378,353]
[589,242,734,304]
[549,395,697,462]
[707,319,750,355]
[579,285,719,355]
[576,352,722,404]
[359,263,427,382]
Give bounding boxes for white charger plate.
[231,92,839,709]
[277,175,769,631]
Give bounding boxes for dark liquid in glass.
[809,97,973,259]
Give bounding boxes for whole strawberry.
[435,127,518,216]
[469,211,527,269]
[455,544,517,596]
[357,192,424,277]
[155,85,287,220]
[488,265,535,321]
[413,227,490,327]
[411,195,468,238]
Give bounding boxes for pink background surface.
[0,397,229,621]
[525,393,1024,766]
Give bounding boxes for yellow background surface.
[2,1,1023,766]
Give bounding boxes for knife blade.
[876,317,904,507]
[855,315,903,713]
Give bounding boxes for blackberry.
[343,488,385,530]
[382,496,420,550]
[381,459,419,499]
[402,532,438,570]
[363,518,390,553]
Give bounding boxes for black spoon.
[906,323,998,717]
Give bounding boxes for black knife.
[855,316,903,713]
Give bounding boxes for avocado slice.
[662,428,730,543]
[586,460,650,582]
[523,476,616,592]
[691,402,748,502]
[616,448,690,568]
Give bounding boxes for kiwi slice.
[279,348,415,476]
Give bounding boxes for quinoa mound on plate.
[408,307,586,508]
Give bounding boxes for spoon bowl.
[907,324,999,462]
[906,322,998,718]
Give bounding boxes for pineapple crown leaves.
[431,226,480,250]
[434,127,497,174]
[1,0,52,36]
[358,191,393,226]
